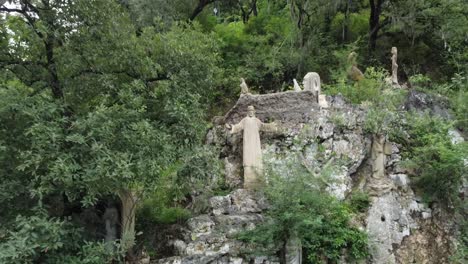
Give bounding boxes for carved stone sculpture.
[391,47,399,85]
[285,236,302,264]
[347,52,364,82]
[367,134,393,195]
[303,72,321,99]
[226,106,276,189]
[103,205,119,243]
[318,94,329,108]
[293,79,302,91]
[240,78,250,95]
[372,134,385,180]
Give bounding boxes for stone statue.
[103,204,119,243]
[367,134,393,195]
[303,72,321,96]
[293,78,302,91]
[318,94,329,108]
[391,47,398,85]
[285,236,302,264]
[303,72,321,105]
[226,106,276,189]
[347,52,364,82]
[240,78,250,95]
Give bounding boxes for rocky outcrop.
[156,189,278,264]
[155,91,457,264]
[405,89,452,119]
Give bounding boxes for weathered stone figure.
[240,78,250,94]
[293,78,302,91]
[347,51,364,82]
[103,204,119,243]
[367,134,393,195]
[391,47,398,85]
[226,106,276,189]
[303,72,321,101]
[318,94,329,108]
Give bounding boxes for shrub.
[238,155,368,263]
[399,114,467,207]
[0,209,124,264]
[326,66,390,105]
[409,74,432,88]
[348,191,371,213]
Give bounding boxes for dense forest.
[0,0,466,263]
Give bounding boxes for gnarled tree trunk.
[119,189,138,252]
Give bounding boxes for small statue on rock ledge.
[293,78,302,91]
[240,78,250,95]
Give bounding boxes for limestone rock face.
[405,89,452,119]
[156,91,458,264]
[157,190,276,264]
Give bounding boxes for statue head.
[391,47,397,54]
[247,105,255,117]
[348,51,357,65]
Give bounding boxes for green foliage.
[450,219,468,263]
[348,192,371,213]
[213,3,298,97]
[363,89,406,135]
[409,74,432,89]
[452,88,468,131]
[325,48,391,104]
[0,209,124,264]
[0,212,74,263]
[438,74,468,131]
[330,113,347,130]
[0,0,222,258]
[238,155,368,263]
[331,10,369,42]
[398,114,467,207]
[139,204,191,225]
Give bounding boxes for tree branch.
[69,68,169,85]
[189,0,215,21]
[0,7,24,13]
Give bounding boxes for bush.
[348,192,371,213]
[238,155,368,263]
[409,74,432,88]
[0,209,124,264]
[326,66,390,105]
[399,114,467,207]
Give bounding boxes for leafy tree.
[0,0,221,258]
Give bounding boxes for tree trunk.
[189,0,214,21]
[119,189,138,252]
[343,0,352,43]
[252,0,258,16]
[44,39,63,100]
[368,0,385,54]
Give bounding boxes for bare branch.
[0,7,24,13]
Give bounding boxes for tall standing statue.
[226,106,276,189]
[391,47,398,85]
